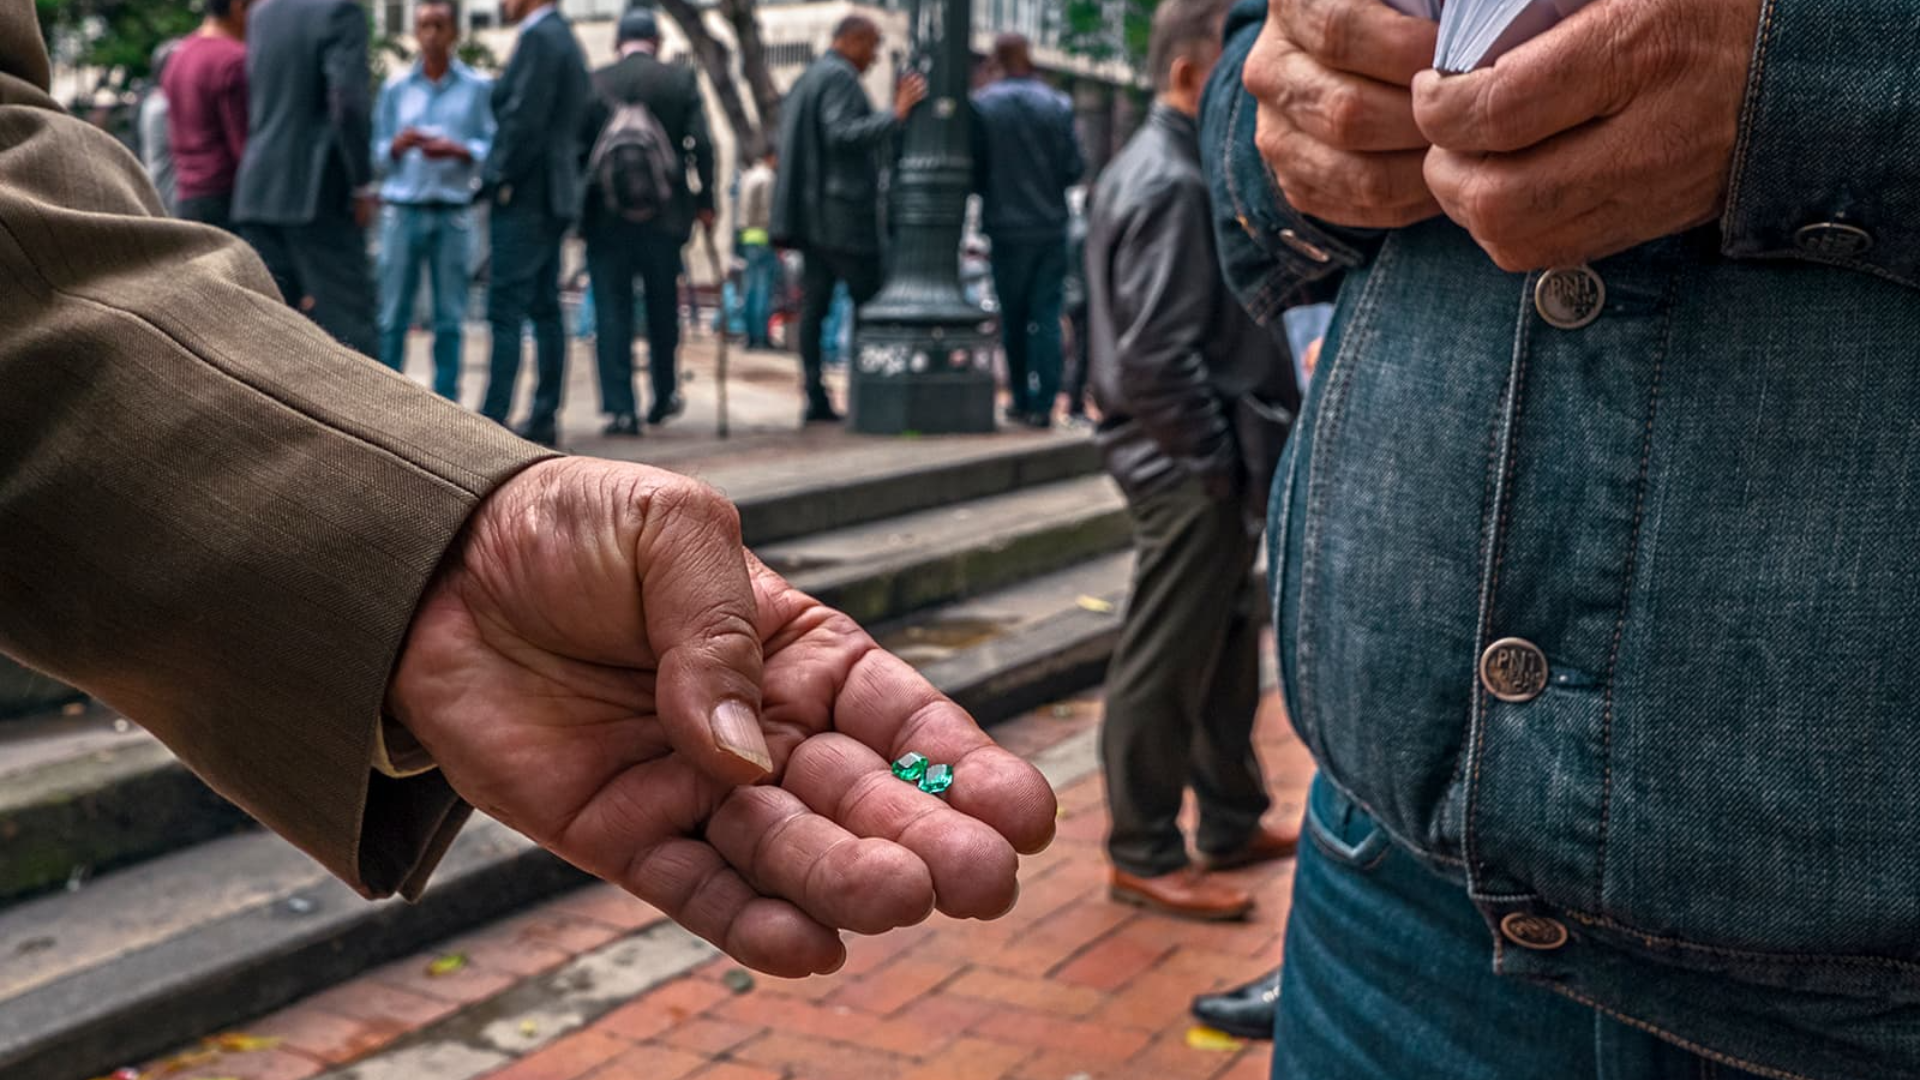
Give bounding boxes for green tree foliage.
[36,0,199,90]
[1061,0,1155,68]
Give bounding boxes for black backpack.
[588,99,677,223]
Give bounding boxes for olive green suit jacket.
[0,3,552,897]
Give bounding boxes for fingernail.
[711,699,773,773]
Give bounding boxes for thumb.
[638,482,772,786]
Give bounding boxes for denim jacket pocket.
[1304,774,1393,873]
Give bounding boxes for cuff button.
[1794,222,1874,259]
[1500,912,1570,951]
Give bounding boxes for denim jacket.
[1204,2,1920,1077]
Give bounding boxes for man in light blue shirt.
[371,0,494,399]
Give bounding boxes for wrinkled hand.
[894,73,930,121]
[1246,0,1442,229]
[388,459,1057,977]
[1412,0,1762,271]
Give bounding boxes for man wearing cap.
[579,8,714,436]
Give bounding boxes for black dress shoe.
[803,401,842,424]
[1190,966,1280,1041]
[646,394,685,426]
[602,413,641,437]
[514,421,559,448]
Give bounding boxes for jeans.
[742,242,779,348]
[585,220,683,418]
[1101,476,1268,877]
[376,204,472,400]
[799,248,882,409]
[1275,775,1767,1080]
[989,237,1067,418]
[480,206,567,431]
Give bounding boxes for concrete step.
[0,463,1118,906]
[0,432,1100,722]
[768,473,1129,625]
[706,430,1101,547]
[0,557,1137,1080]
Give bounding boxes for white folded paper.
[1383,0,1593,72]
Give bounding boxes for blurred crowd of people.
[125,0,1124,443]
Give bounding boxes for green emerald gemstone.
[918,763,954,795]
[891,752,929,782]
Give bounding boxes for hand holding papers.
[1382,0,1595,72]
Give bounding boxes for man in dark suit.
[580,9,714,437]
[230,0,378,356]
[477,0,592,447]
[769,15,924,424]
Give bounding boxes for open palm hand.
[389,459,1057,976]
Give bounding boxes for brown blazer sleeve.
[0,4,555,899]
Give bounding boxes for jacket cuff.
[1200,7,1371,326]
[1719,0,1920,289]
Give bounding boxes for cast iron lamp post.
[848,0,998,435]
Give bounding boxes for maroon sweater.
[162,33,249,201]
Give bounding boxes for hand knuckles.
[1350,162,1403,209]
[1302,0,1357,66]
[1314,83,1370,147]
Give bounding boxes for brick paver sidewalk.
[127,693,1312,1080]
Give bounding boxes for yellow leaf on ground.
[1185,1026,1244,1052]
[427,952,470,977]
[207,1034,281,1054]
[1075,595,1116,614]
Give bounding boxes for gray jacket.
[1086,103,1296,527]
[231,0,370,226]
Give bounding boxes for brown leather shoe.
[1199,820,1303,872]
[1109,867,1254,922]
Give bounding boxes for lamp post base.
[847,316,998,435]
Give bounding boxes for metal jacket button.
[1278,228,1333,264]
[1500,912,1569,950]
[1534,266,1604,330]
[1794,222,1874,259]
[1480,637,1549,703]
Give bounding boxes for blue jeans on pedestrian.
[1274,775,1768,1080]
[742,242,779,348]
[480,205,567,431]
[989,236,1067,418]
[377,203,472,400]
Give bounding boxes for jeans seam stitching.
[1593,271,1677,904]
[1463,278,1539,882]
[1716,0,1777,246]
[1560,907,1920,972]
[1294,238,1397,769]
[1546,984,1815,1080]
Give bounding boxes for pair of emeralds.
[890,752,954,796]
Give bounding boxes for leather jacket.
[1086,103,1297,527]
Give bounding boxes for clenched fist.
[1246,0,1443,229]
[1413,0,1764,270]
